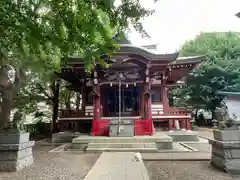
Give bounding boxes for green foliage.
[174,32,240,111]
[0,0,156,128]
[31,120,47,134]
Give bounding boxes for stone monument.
[0,121,35,172]
[209,97,240,174]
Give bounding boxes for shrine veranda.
[56,35,203,136]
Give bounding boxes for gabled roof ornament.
[235,12,240,18]
[113,32,132,44]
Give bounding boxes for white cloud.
[128,0,240,53]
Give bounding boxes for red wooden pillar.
[91,69,101,136]
[162,86,169,110]
[185,119,191,130]
[143,82,152,119]
[93,88,101,120]
[168,119,173,131]
[162,74,171,130]
[139,85,145,117]
[143,67,153,135]
[92,85,100,135]
[81,86,86,112]
[143,68,152,120]
[179,119,184,129]
[161,72,169,111]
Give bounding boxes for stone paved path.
[84,152,150,180]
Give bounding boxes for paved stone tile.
[84,152,150,180]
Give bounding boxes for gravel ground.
[197,129,214,139]
[145,161,240,180]
[183,142,211,152]
[0,142,100,180]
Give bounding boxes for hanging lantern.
[93,78,98,85]
[145,77,149,82]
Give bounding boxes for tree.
[0,0,157,130]
[173,32,240,116]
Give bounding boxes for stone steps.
[70,134,173,152]
[86,147,158,153]
[72,135,172,143]
[87,142,157,149]
[166,131,199,142]
[85,142,158,152]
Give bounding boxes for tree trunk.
[51,79,60,133]
[0,66,13,130]
[0,90,12,130]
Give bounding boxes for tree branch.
[35,82,53,100]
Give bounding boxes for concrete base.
[209,130,240,174]
[70,135,173,152]
[213,129,240,141]
[211,154,240,174]
[52,132,82,143]
[109,120,134,137]
[0,132,35,172]
[166,131,199,142]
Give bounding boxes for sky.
[121,0,240,53]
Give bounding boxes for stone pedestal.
[166,131,199,141]
[109,120,134,137]
[52,132,82,143]
[209,129,240,174]
[0,132,35,172]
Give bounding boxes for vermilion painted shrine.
[57,35,203,136]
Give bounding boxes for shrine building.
[57,35,203,136]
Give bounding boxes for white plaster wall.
[226,99,240,118]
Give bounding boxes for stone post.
[190,118,197,130]
[212,119,218,129]
[0,126,35,171]
[209,129,240,174]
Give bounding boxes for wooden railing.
[163,107,189,116]
[19,122,60,134]
[59,109,90,119]
[59,107,190,120]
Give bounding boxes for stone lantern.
[209,91,240,174]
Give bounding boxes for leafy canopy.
[172,32,240,110]
[0,0,157,127]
